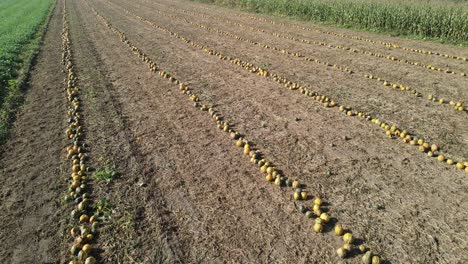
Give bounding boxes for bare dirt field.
[1,0,467,263]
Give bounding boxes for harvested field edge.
[84,0,387,261]
[223,6,468,61]
[0,0,57,147]
[187,0,468,46]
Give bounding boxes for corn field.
[192,0,468,43]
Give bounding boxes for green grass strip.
[0,0,56,146]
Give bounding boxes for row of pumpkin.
[162,4,467,114]
[105,0,468,173]
[62,2,100,263]
[86,0,383,262]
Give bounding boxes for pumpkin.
[343,243,352,251]
[372,256,381,264]
[70,227,80,237]
[343,233,353,244]
[82,244,92,253]
[292,180,300,189]
[362,251,372,264]
[293,192,301,200]
[71,210,80,219]
[272,171,278,178]
[456,163,465,170]
[77,250,88,261]
[319,213,330,223]
[313,223,323,233]
[314,197,322,206]
[359,244,367,253]
[337,247,347,258]
[80,214,89,223]
[84,233,94,242]
[243,144,250,155]
[70,244,79,255]
[274,176,282,186]
[266,166,275,174]
[335,224,344,236]
[312,204,320,212]
[78,201,87,211]
[230,132,239,139]
[437,155,445,162]
[85,257,97,264]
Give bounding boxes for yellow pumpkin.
[343,233,353,244]
[313,204,320,212]
[82,244,92,253]
[89,215,97,224]
[79,214,89,223]
[314,197,322,206]
[359,244,367,253]
[313,223,323,233]
[335,224,344,236]
[274,177,282,186]
[362,251,372,264]
[266,166,275,174]
[85,257,97,264]
[293,192,300,200]
[336,247,347,258]
[319,213,330,223]
[292,180,300,189]
[70,227,80,237]
[372,256,381,264]
[243,144,250,155]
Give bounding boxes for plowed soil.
[1,0,467,263]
